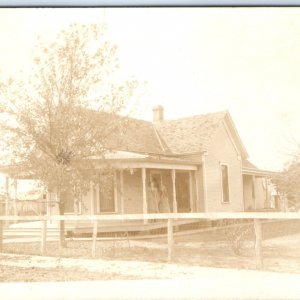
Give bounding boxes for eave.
[242,167,278,177]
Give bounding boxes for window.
[221,164,230,203]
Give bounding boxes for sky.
[0,7,300,172]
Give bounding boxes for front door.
[176,172,191,212]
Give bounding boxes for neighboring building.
[1,106,281,220]
[0,173,46,217]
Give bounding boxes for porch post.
[264,177,268,209]
[142,168,148,215]
[189,171,193,212]
[120,170,124,214]
[46,192,51,218]
[252,175,256,210]
[90,182,95,215]
[13,178,17,223]
[95,184,100,214]
[171,169,177,213]
[194,170,199,212]
[5,176,9,228]
[113,170,118,212]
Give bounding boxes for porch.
[87,161,202,216]
[242,166,282,212]
[54,152,205,232]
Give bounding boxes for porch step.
[4,228,60,239]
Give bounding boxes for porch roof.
[242,168,277,177]
[89,151,199,170]
[242,159,278,177]
[0,163,33,179]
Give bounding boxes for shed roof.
[242,159,277,177]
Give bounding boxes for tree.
[0,23,140,247]
[272,147,300,210]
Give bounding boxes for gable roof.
[105,110,249,159]
[223,112,249,159]
[154,111,227,155]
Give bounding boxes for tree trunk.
[58,193,67,248]
[0,220,3,252]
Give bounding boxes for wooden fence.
[1,212,300,268]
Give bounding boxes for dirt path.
[0,252,224,280]
[1,254,300,300]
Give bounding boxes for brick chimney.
[152,105,164,122]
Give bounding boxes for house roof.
[154,111,227,155]
[109,110,248,159]
[242,159,258,169]
[47,108,248,159]
[99,114,167,155]
[1,109,250,175]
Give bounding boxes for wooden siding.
[204,124,244,212]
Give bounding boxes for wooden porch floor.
[66,219,203,235]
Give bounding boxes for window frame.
[220,162,230,204]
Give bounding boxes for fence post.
[167,218,173,261]
[0,220,3,252]
[254,218,263,269]
[41,220,47,255]
[92,220,98,258]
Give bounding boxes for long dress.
[158,188,171,213]
[148,187,160,213]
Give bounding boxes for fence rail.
[1,212,300,269]
[1,212,300,221]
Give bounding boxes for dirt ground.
[0,264,141,282]
[2,231,300,282]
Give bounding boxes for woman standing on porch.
[148,179,160,213]
[158,184,171,213]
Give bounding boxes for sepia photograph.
[1,6,300,300]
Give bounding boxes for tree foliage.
[272,148,300,210]
[0,23,140,245]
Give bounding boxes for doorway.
[176,171,191,212]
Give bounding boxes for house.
[42,105,279,218]
[1,106,282,226]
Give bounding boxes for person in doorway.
[158,184,171,213]
[148,178,160,213]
